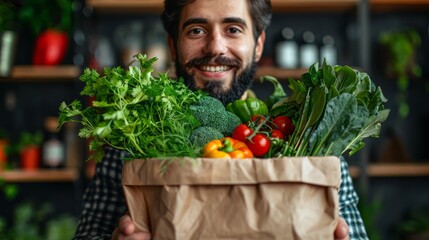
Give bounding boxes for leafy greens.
[58,54,206,161]
[271,60,390,157]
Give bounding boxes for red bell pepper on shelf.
[33,29,68,65]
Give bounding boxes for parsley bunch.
[59,54,206,161]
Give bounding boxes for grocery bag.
[122,156,341,240]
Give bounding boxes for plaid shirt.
[72,146,368,240]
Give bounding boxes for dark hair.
[161,0,272,44]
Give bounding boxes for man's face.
[170,0,265,104]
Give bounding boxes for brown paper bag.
[122,156,341,240]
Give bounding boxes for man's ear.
[255,31,265,62]
[168,35,176,62]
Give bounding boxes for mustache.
[185,56,241,68]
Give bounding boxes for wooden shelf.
[255,65,363,80]
[0,168,79,182]
[256,66,306,80]
[271,0,358,12]
[86,0,359,12]
[349,163,429,178]
[0,65,80,82]
[86,0,162,12]
[349,165,361,178]
[86,0,429,13]
[371,0,429,11]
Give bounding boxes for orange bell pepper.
[202,137,253,159]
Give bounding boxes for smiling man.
[72,1,368,240]
[171,0,263,105]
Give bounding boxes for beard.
[174,55,257,105]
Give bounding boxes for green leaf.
[308,93,368,156]
[346,109,390,156]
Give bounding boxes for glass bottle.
[320,35,337,65]
[299,31,318,68]
[42,117,65,168]
[275,27,298,69]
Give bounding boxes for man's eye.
[228,27,242,34]
[189,28,205,35]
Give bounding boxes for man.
[73,0,369,239]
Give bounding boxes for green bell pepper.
[226,97,268,123]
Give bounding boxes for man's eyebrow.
[182,17,247,30]
[223,17,247,27]
[182,18,208,30]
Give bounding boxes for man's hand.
[112,214,151,240]
[112,214,348,240]
[335,217,350,240]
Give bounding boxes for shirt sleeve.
[73,146,128,240]
[338,156,369,240]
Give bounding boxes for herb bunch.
[59,54,206,161]
[271,60,390,157]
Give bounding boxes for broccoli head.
[190,126,224,147]
[192,95,225,109]
[189,96,241,136]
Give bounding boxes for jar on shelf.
[42,117,65,168]
[320,35,337,65]
[275,27,299,69]
[299,31,318,68]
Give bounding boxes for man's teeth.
[201,65,228,72]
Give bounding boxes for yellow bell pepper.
[202,137,253,159]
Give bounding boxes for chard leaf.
[308,93,367,156]
[335,65,359,94]
[307,85,327,127]
[322,105,368,156]
[368,86,388,115]
[345,109,390,156]
[272,61,390,159]
[321,60,336,87]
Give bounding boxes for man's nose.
[203,31,227,56]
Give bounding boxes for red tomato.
[271,129,284,139]
[232,124,253,142]
[246,133,270,157]
[272,116,295,137]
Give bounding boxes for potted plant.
[379,28,422,118]
[0,1,18,77]
[397,209,429,240]
[15,131,43,171]
[0,202,77,239]
[18,0,73,65]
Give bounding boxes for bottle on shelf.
[275,27,299,69]
[320,35,337,65]
[299,31,318,68]
[42,117,65,169]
